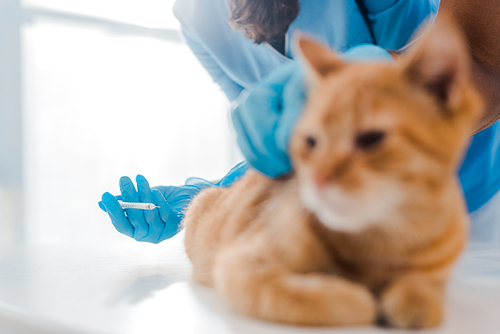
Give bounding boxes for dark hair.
[228,0,300,44]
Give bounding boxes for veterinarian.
[100,0,500,248]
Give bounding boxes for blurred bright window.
[2,0,240,243]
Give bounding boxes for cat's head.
[290,17,483,232]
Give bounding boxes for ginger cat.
[182,17,482,328]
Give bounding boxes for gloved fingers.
[101,192,135,238]
[276,69,308,153]
[119,176,149,240]
[262,61,298,91]
[231,81,291,177]
[138,222,164,244]
[214,161,250,187]
[136,175,161,224]
[153,190,181,242]
[119,176,140,202]
[136,175,153,202]
[238,87,281,145]
[135,175,165,242]
[231,108,268,173]
[153,190,179,224]
[99,196,124,212]
[233,102,292,178]
[342,44,393,63]
[282,67,307,117]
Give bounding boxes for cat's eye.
[355,131,385,150]
[305,136,316,149]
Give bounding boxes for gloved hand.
[231,61,306,178]
[231,44,393,178]
[98,162,250,243]
[98,175,212,243]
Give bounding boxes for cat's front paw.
[380,276,444,329]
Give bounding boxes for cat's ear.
[401,15,470,110]
[295,36,344,84]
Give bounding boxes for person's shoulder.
[173,0,228,27]
[362,0,440,14]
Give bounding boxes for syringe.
[118,200,159,210]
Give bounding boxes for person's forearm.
[439,0,500,133]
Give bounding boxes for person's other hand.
[98,175,211,243]
[231,61,307,178]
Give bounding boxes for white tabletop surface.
[0,232,499,334]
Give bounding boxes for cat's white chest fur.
[299,179,404,232]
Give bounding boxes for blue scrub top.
[459,123,500,212]
[174,0,500,212]
[174,0,440,101]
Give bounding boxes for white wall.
[0,0,242,244]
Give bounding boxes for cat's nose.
[313,156,352,188]
[313,173,333,188]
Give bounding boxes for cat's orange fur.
[182,17,483,328]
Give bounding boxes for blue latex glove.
[213,161,250,187]
[231,44,393,178]
[98,162,250,243]
[231,61,307,177]
[98,175,212,243]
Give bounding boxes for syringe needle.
[118,200,159,210]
